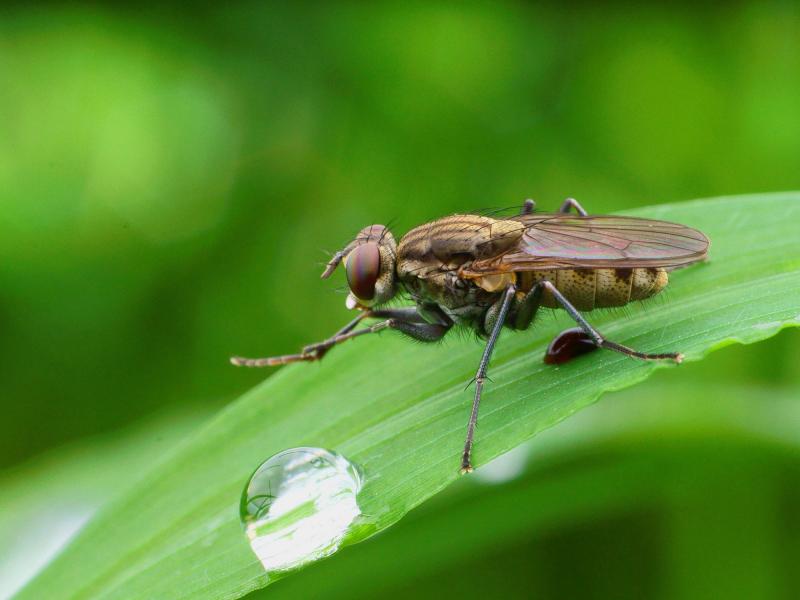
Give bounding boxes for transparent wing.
[461,213,710,275]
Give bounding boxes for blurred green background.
[1,1,800,598]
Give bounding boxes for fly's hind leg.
[558,197,589,216]
[538,280,683,362]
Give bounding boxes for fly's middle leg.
[461,284,517,474]
[538,280,683,363]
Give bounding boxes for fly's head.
[322,225,397,310]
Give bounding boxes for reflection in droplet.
[240,447,363,575]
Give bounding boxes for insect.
[232,197,710,473]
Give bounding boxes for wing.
[460,213,710,275]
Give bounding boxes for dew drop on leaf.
[240,447,364,575]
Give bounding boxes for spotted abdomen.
[518,268,668,310]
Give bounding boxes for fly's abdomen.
[519,268,668,310]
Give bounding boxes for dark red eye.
[346,242,380,301]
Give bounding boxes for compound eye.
[345,242,380,301]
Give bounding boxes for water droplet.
[544,327,598,365]
[240,447,364,575]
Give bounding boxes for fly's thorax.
[396,215,524,280]
[518,267,669,310]
[395,215,523,323]
[402,269,488,308]
[397,268,497,330]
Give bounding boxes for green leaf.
[0,408,210,598]
[19,193,800,599]
[260,378,800,600]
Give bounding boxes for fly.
[231,198,710,473]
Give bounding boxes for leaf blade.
[18,193,800,600]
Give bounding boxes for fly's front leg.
[538,280,683,362]
[230,308,448,367]
[301,315,449,356]
[351,306,451,343]
[461,284,517,474]
[230,312,369,367]
[558,197,588,216]
[300,319,396,356]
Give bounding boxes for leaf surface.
[18,193,800,599]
